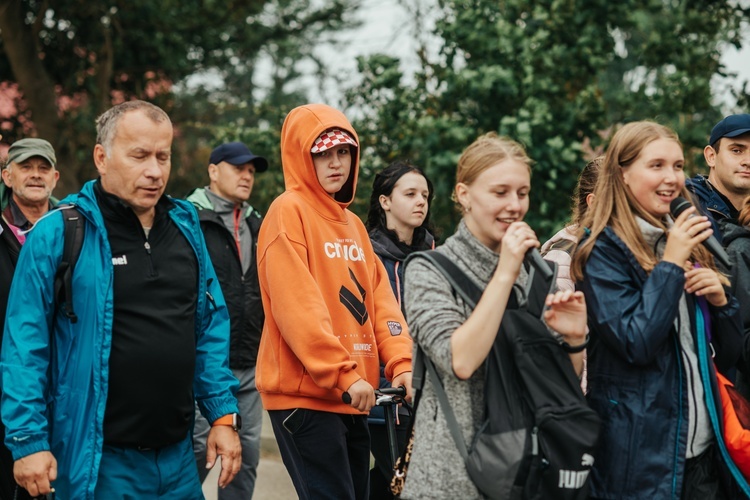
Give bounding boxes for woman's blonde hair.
[452,132,532,211]
[571,121,725,282]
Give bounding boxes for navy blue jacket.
[368,227,433,424]
[369,227,434,312]
[686,175,737,243]
[187,188,264,369]
[581,227,743,499]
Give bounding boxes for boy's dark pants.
[269,408,370,500]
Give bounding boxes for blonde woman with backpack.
[401,133,587,499]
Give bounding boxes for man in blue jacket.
[0,100,241,499]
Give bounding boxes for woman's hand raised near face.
[663,206,713,267]
[495,221,539,284]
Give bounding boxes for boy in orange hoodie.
[256,104,413,499]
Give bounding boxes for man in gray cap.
[1,138,59,232]
[187,141,268,499]
[0,137,59,500]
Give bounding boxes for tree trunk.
[0,0,80,195]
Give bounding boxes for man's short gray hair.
[96,100,171,155]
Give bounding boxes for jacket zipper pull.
[206,278,217,309]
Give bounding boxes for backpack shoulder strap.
[405,250,479,460]
[54,206,85,324]
[541,238,576,257]
[408,250,483,308]
[422,347,470,461]
[523,259,558,319]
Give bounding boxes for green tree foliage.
[0,0,357,199]
[347,0,749,239]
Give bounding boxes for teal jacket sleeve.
[0,213,63,459]
[181,201,240,423]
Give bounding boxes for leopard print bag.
[389,427,415,496]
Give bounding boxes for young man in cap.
[188,141,268,499]
[256,104,412,500]
[0,137,59,500]
[687,113,750,240]
[687,114,750,400]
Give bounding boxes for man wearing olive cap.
[0,137,59,500]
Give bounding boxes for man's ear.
[208,163,219,183]
[704,144,717,168]
[93,144,107,175]
[1,168,12,188]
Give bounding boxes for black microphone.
[526,248,554,281]
[669,197,732,270]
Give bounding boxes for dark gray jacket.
[187,188,264,369]
[721,218,750,396]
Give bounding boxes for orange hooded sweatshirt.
[256,104,412,414]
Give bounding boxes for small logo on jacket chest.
[112,255,128,266]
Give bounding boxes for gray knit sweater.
[401,220,527,500]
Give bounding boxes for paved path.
[202,411,297,500]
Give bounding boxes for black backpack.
[53,206,85,323]
[409,251,600,500]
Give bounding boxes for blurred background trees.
[347,0,750,237]
[0,0,356,199]
[1,0,749,239]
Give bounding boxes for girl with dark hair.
[366,160,436,302]
[365,160,435,499]
[570,121,744,499]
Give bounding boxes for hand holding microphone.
[668,197,732,270]
[498,222,554,282]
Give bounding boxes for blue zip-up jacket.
[0,180,239,499]
[686,174,736,243]
[581,227,743,499]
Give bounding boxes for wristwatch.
[212,413,242,431]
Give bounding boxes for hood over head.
[280,104,360,213]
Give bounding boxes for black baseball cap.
[709,114,750,147]
[209,142,268,172]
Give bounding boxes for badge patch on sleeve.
[387,321,403,336]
